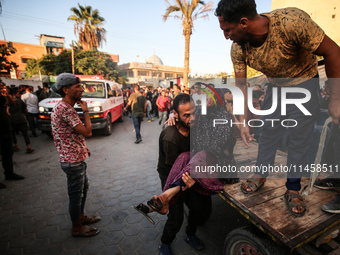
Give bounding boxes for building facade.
[271,0,339,45]
[118,54,187,87]
[1,35,119,80]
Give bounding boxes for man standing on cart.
[215,0,340,216]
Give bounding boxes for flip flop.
[72,227,100,237]
[240,178,265,194]
[147,195,169,215]
[82,215,101,225]
[284,192,306,217]
[133,204,155,225]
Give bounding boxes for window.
[165,73,173,78]
[176,74,183,78]
[21,57,33,64]
[81,81,105,98]
[138,71,148,76]
[125,70,134,77]
[111,84,122,97]
[152,72,161,77]
[106,83,114,97]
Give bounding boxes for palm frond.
[68,4,106,49]
[163,5,181,21]
[192,1,213,21]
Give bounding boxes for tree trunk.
[183,30,191,88]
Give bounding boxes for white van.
[38,75,124,136]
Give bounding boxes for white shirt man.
[21,87,39,114]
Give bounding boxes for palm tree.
[163,0,213,87]
[68,4,106,50]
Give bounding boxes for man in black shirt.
[157,94,211,255]
[0,82,25,188]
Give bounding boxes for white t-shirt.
[21,92,39,114]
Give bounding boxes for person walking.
[9,87,34,154]
[156,90,170,128]
[124,84,147,144]
[21,86,39,137]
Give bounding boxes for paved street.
[0,116,247,255]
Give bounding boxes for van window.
[106,83,114,97]
[111,84,122,97]
[81,81,105,98]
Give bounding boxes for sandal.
[72,226,100,237]
[240,178,265,194]
[147,195,169,215]
[82,215,101,225]
[284,192,306,217]
[133,203,155,225]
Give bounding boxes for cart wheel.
[224,226,281,255]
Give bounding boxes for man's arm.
[73,100,92,138]
[313,35,340,124]
[124,98,132,110]
[235,71,254,147]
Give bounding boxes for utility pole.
[71,40,75,74]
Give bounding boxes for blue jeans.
[159,111,168,125]
[256,77,320,191]
[132,114,143,139]
[147,110,153,120]
[61,162,89,222]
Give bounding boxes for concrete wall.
[271,0,340,45]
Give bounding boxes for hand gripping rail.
[301,117,333,197]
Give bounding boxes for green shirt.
[129,92,146,116]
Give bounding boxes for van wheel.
[118,107,124,122]
[102,114,112,136]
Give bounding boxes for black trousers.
[160,176,212,244]
[0,132,14,176]
[12,122,30,146]
[26,113,38,136]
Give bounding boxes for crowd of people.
[0,82,50,189]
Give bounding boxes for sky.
[1,0,272,76]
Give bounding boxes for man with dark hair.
[173,84,181,98]
[216,0,340,216]
[191,82,203,111]
[9,87,34,154]
[156,90,170,128]
[124,84,147,144]
[254,84,261,90]
[51,73,100,237]
[157,94,210,255]
[21,86,39,137]
[38,83,50,101]
[0,82,25,188]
